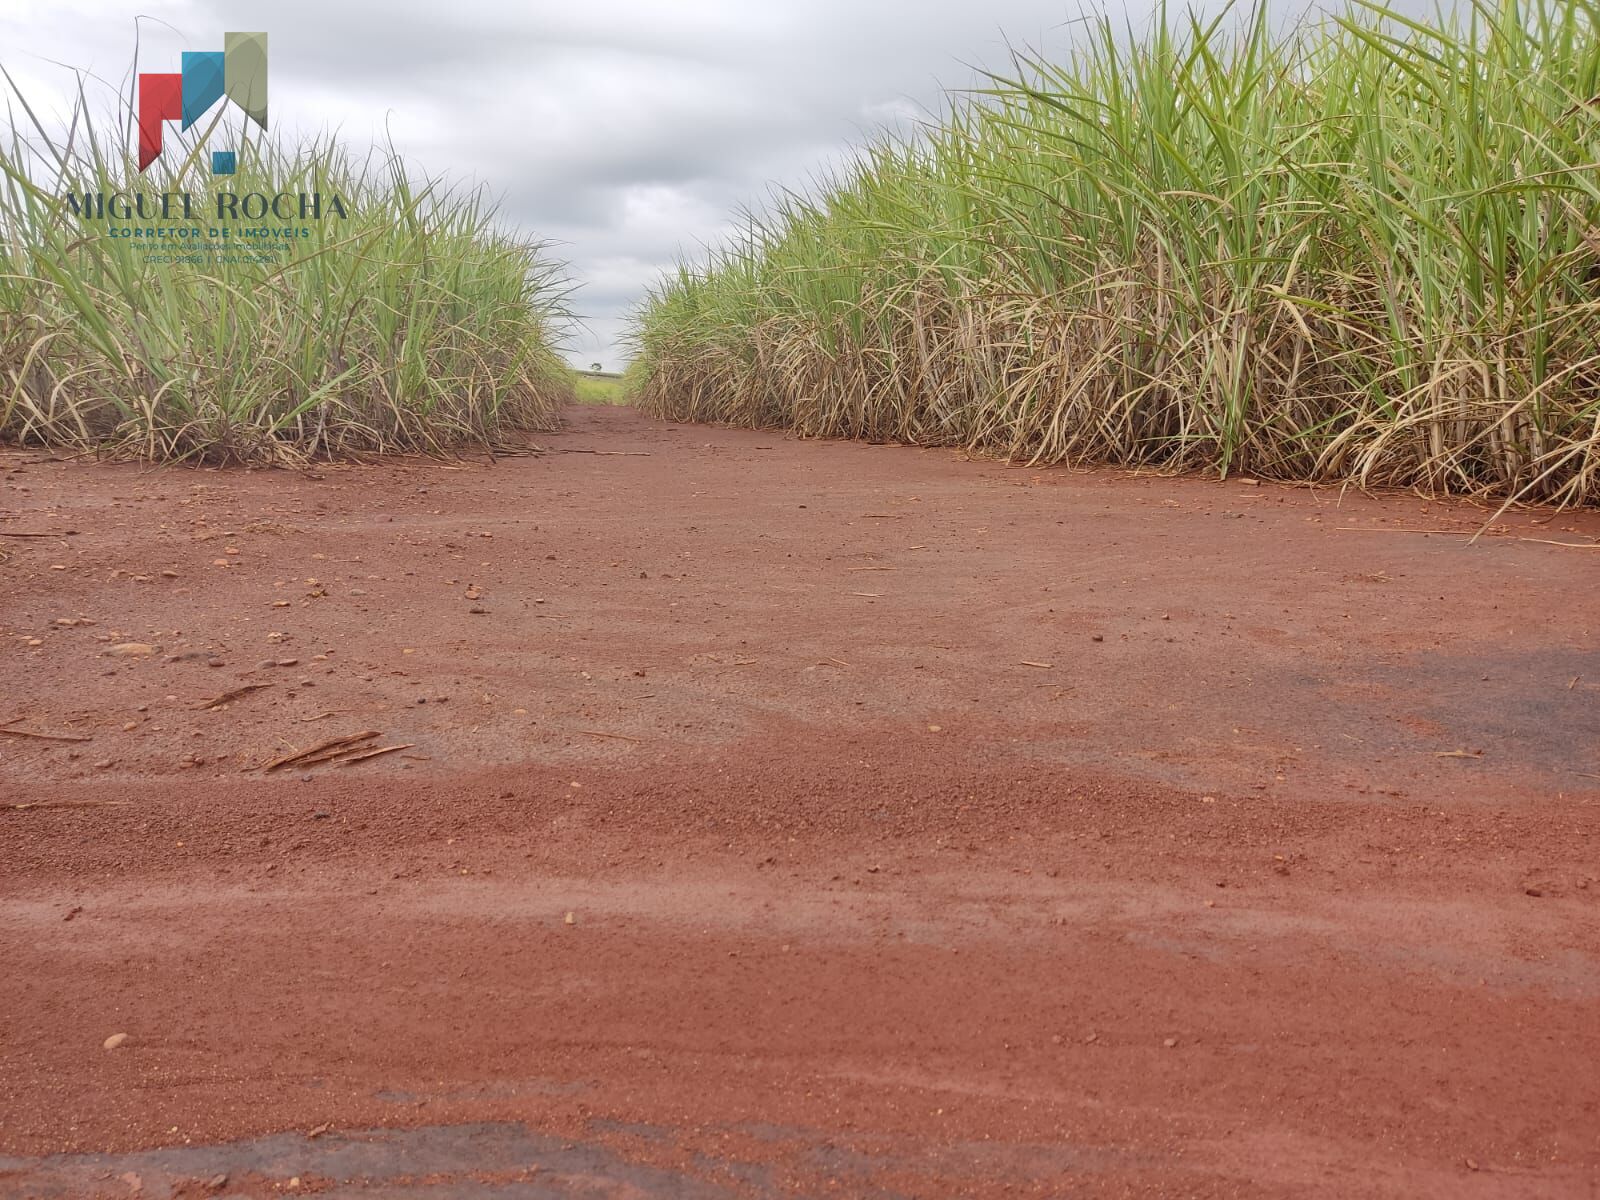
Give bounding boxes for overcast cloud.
[2,0,1409,369]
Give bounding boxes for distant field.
[573,371,629,405]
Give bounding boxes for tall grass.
[1,77,574,463]
[635,0,1600,506]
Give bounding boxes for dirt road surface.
[3,405,1598,1199]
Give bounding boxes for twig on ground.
[5,800,130,811]
[0,724,92,742]
[195,683,273,710]
[336,743,414,765]
[262,731,380,772]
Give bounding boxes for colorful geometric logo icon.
[137,32,267,173]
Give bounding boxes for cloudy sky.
[2,0,1345,368]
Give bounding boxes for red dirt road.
[2,405,1598,1199]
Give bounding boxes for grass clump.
[635,0,1600,507]
[1,80,574,463]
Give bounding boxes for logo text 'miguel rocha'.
[65,191,350,221]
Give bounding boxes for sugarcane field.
[3,3,1599,1197]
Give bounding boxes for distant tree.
[590,362,602,373]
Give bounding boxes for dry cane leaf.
[262,731,381,772]
[335,744,415,766]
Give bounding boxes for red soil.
[2,405,1597,1198]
